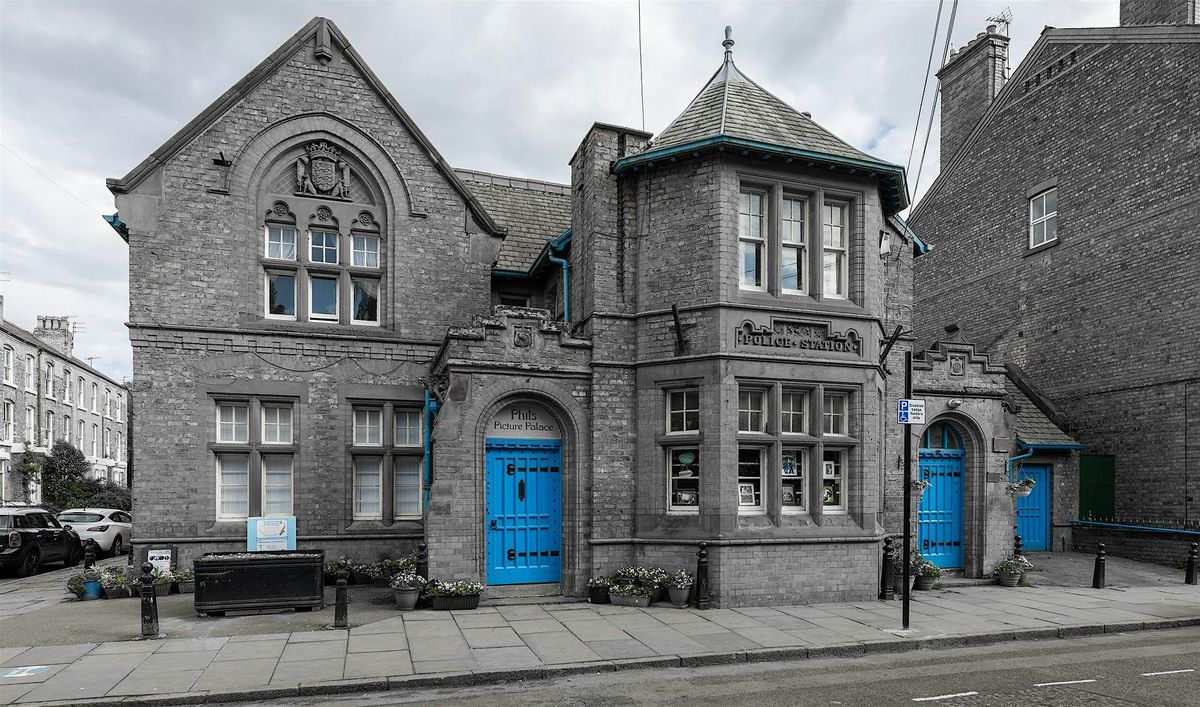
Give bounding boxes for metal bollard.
[695,541,712,610]
[1186,543,1198,585]
[416,542,428,580]
[1013,534,1023,559]
[1092,543,1106,589]
[880,537,896,601]
[333,567,349,628]
[139,562,159,638]
[84,541,96,569]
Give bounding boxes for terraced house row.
[108,15,1080,606]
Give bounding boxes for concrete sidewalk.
[2,582,1200,706]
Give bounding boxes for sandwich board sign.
[247,516,296,551]
[897,399,926,425]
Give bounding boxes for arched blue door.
[485,438,562,585]
[918,422,964,569]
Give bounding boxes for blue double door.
[485,439,562,585]
[1017,464,1051,552]
[918,449,964,569]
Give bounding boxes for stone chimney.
[34,316,74,358]
[1120,0,1197,25]
[937,25,1010,168]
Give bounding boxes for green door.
[1079,455,1115,521]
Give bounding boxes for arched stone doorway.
[918,420,967,568]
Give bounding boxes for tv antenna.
[987,7,1013,73]
[86,356,102,367]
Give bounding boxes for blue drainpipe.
[423,388,440,506]
[1006,444,1034,484]
[547,253,569,323]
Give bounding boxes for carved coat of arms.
[296,141,350,199]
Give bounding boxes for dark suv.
[0,507,83,577]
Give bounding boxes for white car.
[56,509,132,558]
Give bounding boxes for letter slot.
[518,479,526,501]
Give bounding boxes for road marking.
[0,666,49,679]
[1034,679,1096,687]
[912,692,978,702]
[1141,669,1194,677]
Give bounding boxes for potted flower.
[587,576,613,604]
[912,479,931,501]
[390,573,425,610]
[911,553,941,590]
[1005,478,1036,497]
[368,562,391,588]
[608,582,653,607]
[325,557,354,585]
[666,569,693,608]
[351,562,375,586]
[994,557,1024,587]
[426,579,484,611]
[151,567,174,596]
[175,568,195,594]
[1013,554,1034,583]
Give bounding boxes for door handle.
[518,479,526,502]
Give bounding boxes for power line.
[906,0,945,177]
[912,0,960,199]
[0,143,107,215]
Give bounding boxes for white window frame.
[353,408,383,446]
[781,390,808,435]
[216,453,250,521]
[103,428,111,458]
[91,383,98,413]
[665,389,700,434]
[104,388,112,419]
[393,409,422,447]
[1,346,13,386]
[822,392,849,436]
[393,456,422,519]
[737,388,767,433]
[25,355,35,392]
[43,411,53,447]
[44,362,54,400]
[216,403,250,444]
[736,446,765,513]
[62,415,70,442]
[91,424,98,457]
[265,225,297,261]
[781,447,807,513]
[1029,188,1058,249]
[261,404,293,445]
[25,407,36,445]
[352,455,383,520]
[309,229,340,265]
[261,454,294,517]
[781,195,808,295]
[822,201,849,299]
[77,419,84,448]
[77,377,85,409]
[116,395,123,423]
[264,270,298,321]
[308,273,340,322]
[352,234,380,268]
[667,447,701,514]
[822,449,847,512]
[738,190,767,291]
[350,277,380,326]
[1,400,13,442]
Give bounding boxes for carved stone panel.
[734,318,863,356]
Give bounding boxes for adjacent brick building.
[109,18,1074,604]
[909,0,1199,527]
[0,296,129,504]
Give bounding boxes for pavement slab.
[268,657,345,685]
[521,631,602,664]
[0,644,96,669]
[343,650,413,679]
[192,657,279,691]
[213,638,288,662]
[279,640,346,663]
[347,632,408,653]
[107,667,203,696]
[471,646,543,669]
[461,627,525,649]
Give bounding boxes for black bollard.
[1092,543,1106,589]
[84,541,96,569]
[416,542,428,580]
[333,567,349,628]
[1186,543,1198,585]
[139,562,159,638]
[881,537,896,601]
[1013,534,1024,559]
[695,541,712,610]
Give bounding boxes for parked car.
[56,509,132,558]
[0,507,83,577]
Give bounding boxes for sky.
[0,0,1117,381]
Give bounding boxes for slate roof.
[651,47,878,164]
[455,169,572,273]
[1005,378,1080,448]
[0,320,126,389]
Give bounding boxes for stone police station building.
[108,19,1077,606]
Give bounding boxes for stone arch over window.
[919,412,990,577]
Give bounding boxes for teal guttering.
[1006,447,1035,484]
[103,214,129,242]
[423,388,440,506]
[547,252,569,322]
[610,135,911,214]
[1007,438,1086,482]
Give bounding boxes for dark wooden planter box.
[430,594,481,611]
[194,551,325,615]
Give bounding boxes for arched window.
[921,421,963,450]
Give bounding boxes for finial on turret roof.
[723,26,734,61]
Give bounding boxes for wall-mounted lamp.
[947,399,963,409]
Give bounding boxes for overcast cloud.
[0,0,1116,381]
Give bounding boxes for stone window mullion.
[809,188,825,301]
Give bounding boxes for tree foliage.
[40,441,93,511]
[17,449,40,504]
[86,484,132,512]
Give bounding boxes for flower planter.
[393,588,420,611]
[912,575,937,591]
[430,594,481,611]
[651,586,668,604]
[609,592,652,607]
[668,586,691,608]
[177,581,195,594]
[153,583,172,597]
[995,572,1021,588]
[104,586,134,599]
[82,580,102,600]
[353,571,373,585]
[194,550,325,615]
[588,586,611,604]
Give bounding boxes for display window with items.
[668,448,700,512]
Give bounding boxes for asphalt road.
[237,626,1200,707]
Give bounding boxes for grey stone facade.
[109,17,1074,604]
[910,2,1199,524]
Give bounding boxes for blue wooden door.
[485,439,562,585]
[918,449,964,569]
[1017,464,1051,551]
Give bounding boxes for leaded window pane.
[394,457,422,517]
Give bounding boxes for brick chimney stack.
[1120,0,1197,25]
[937,25,1010,169]
[34,315,74,358]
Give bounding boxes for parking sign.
[898,399,925,424]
